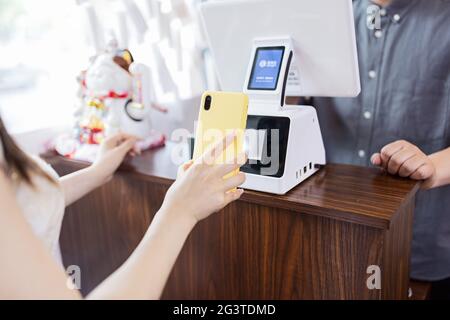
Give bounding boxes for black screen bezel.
[247,46,285,91]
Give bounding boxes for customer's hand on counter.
[92,132,140,183]
[60,132,140,206]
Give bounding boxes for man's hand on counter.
[371,140,436,189]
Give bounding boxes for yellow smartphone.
[193,91,248,178]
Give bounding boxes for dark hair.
[0,117,55,186]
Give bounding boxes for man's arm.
[428,147,450,188]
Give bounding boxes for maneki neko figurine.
[83,48,166,142]
[55,49,166,160]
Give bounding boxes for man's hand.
[371,140,436,187]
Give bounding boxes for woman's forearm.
[59,165,108,206]
[87,204,196,300]
[428,147,450,189]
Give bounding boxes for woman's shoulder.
[0,140,60,185]
[28,154,60,180]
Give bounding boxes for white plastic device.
[243,37,294,109]
[200,0,360,97]
[242,104,326,194]
[240,38,326,194]
[199,0,361,194]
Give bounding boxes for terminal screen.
[248,46,285,90]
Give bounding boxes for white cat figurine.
[84,50,166,142]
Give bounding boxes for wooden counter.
[43,142,420,299]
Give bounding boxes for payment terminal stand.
[241,37,326,194]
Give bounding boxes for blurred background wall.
[0,0,218,139]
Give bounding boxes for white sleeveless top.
[0,141,65,264]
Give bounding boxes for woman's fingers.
[131,143,141,155]
[221,172,246,191]
[177,160,194,178]
[223,188,244,206]
[102,135,119,148]
[181,160,194,171]
[214,153,248,177]
[199,131,237,165]
[117,136,138,154]
[214,162,241,177]
[103,132,139,149]
[105,132,129,145]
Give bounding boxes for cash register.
[200,0,361,194]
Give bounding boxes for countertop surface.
[43,141,420,230]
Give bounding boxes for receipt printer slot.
[242,115,290,178]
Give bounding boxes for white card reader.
[240,37,326,194]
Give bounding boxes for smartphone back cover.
[193,91,248,168]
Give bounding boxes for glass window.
[0,0,209,134]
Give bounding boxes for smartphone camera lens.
[204,95,212,110]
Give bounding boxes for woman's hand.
[60,132,139,206]
[371,140,436,188]
[92,132,139,183]
[162,132,247,226]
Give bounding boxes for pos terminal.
[200,0,361,194]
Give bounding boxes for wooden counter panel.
[163,201,384,299]
[58,171,163,294]
[381,200,415,299]
[43,143,418,299]
[60,173,386,299]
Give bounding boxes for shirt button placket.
[356,13,389,165]
[357,66,378,164]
